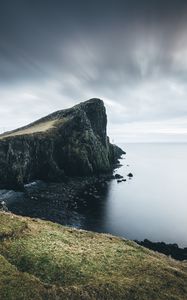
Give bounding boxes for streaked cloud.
[0,0,187,142]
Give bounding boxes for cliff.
[0,99,125,188]
[0,212,186,300]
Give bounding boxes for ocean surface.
[1,143,187,247]
[105,143,187,247]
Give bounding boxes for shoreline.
[1,166,186,262]
[135,239,187,261]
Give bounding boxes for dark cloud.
[0,0,187,141]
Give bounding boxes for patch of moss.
[0,212,186,299]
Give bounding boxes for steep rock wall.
[0,99,125,188]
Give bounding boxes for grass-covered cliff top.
[0,212,186,300]
[0,120,57,140]
[0,118,68,140]
[0,98,103,141]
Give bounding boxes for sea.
[1,143,187,247]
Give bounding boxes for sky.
[1,0,187,143]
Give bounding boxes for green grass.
[0,254,51,300]
[0,212,186,299]
[0,214,27,239]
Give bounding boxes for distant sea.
[2,143,187,247]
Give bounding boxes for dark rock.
[127,173,133,178]
[109,143,126,160]
[114,174,123,179]
[122,179,126,182]
[0,99,124,189]
[0,201,8,212]
[135,239,187,261]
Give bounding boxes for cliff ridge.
[0,98,125,188]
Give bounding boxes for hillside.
[0,119,60,139]
[0,99,124,189]
[0,212,186,300]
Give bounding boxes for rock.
[109,143,126,160]
[0,201,8,212]
[122,179,126,182]
[136,239,187,261]
[114,174,123,179]
[0,99,125,189]
[106,175,115,180]
[117,179,122,183]
[127,173,133,178]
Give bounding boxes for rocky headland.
[0,99,186,299]
[0,98,125,189]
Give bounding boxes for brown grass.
[0,118,67,140]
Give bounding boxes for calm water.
[2,143,187,247]
[104,143,187,247]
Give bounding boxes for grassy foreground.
[0,212,186,300]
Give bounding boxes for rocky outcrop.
[0,98,125,188]
[136,239,187,261]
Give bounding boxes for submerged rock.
[0,98,125,189]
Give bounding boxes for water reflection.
[2,143,187,247]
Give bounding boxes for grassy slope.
[0,118,68,140]
[0,120,57,139]
[0,212,186,300]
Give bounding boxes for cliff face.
[0,98,125,188]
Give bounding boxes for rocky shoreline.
[1,171,186,262]
[0,168,123,225]
[0,98,185,263]
[135,239,187,261]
